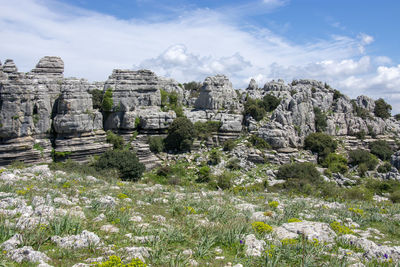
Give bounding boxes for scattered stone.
[244,234,265,257]
[51,230,101,249]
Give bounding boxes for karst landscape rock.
[1,56,400,266]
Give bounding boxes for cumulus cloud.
[0,0,399,112]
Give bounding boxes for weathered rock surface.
[194,75,240,111]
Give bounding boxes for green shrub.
[102,88,113,112]
[374,98,392,119]
[223,139,236,151]
[304,132,337,163]
[395,114,400,121]
[95,150,145,181]
[244,98,265,121]
[106,130,124,150]
[95,255,146,267]
[89,89,103,110]
[365,179,400,195]
[196,165,212,183]
[194,121,222,140]
[377,162,393,173]
[156,166,172,177]
[226,158,241,170]
[244,95,280,121]
[249,135,270,150]
[261,94,280,112]
[251,221,273,234]
[215,171,233,190]
[389,190,400,203]
[354,130,366,140]
[164,117,195,152]
[322,153,348,174]
[148,136,164,153]
[348,149,378,171]
[51,150,72,162]
[369,140,393,161]
[314,107,327,132]
[209,149,222,165]
[342,186,373,201]
[351,101,369,119]
[160,89,183,117]
[277,162,321,185]
[333,90,343,100]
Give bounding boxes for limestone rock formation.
[246,79,400,149]
[53,78,111,160]
[194,75,240,111]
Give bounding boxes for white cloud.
[0,0,399,112]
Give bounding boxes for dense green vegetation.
[164,117,195,152]
[244,94,280,121]
[304,132,337,163]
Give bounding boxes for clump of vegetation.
[277,162,321,183]
[276,162,322,194]
[89,89,103,110]
[304,132,337,163]
[226,158,241,170]
[322,153,348,174]
[160,89,184,117]
[215,171,234,190]
[377,162,393,173]
[95,150,145,181]
[287,218,302,223]
[351,101,370,119]
[374,98,392,119]
[369,140,393,161]
[194,121,222,140]
[102,88,113,112]
[196,165,212,183]
[106,130,124,150]
[390,190,400,203]
[244,94,280,121]
[51,150,72,162]
[268,201,279,209]
[348,149,378,176]
[95,255,146,267]
[164,117,195,152]
[148,136,165,153]
[208,149,222,165]
[394,114,400,121]
[314,107,327,132]
[251,221,273,234]
[354,130,366,140]
[333,90,343,100]
[330,221,353,235]
[223,139,236,151]
[248,135,271,150]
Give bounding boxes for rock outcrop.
[52,78,111,161]
[248,79,400,148]
[1,56,399,166]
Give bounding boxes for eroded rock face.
[194,75,240,111]
[246,79,399,149]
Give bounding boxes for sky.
[1,0,400,112]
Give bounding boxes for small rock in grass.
[0,234,23,251]
[119,246,150,262]
[152,215,166,223]
[7,246,50,263]
[51,230,101,249]
[100,224,119,233]
[244,234,265,257]
[188,259,199,266]
[182,249,193,256]
[129,216,143,222]
[93,213,106,222]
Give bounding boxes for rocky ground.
[1,150,400,267]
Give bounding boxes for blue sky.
[1,0,400,112]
